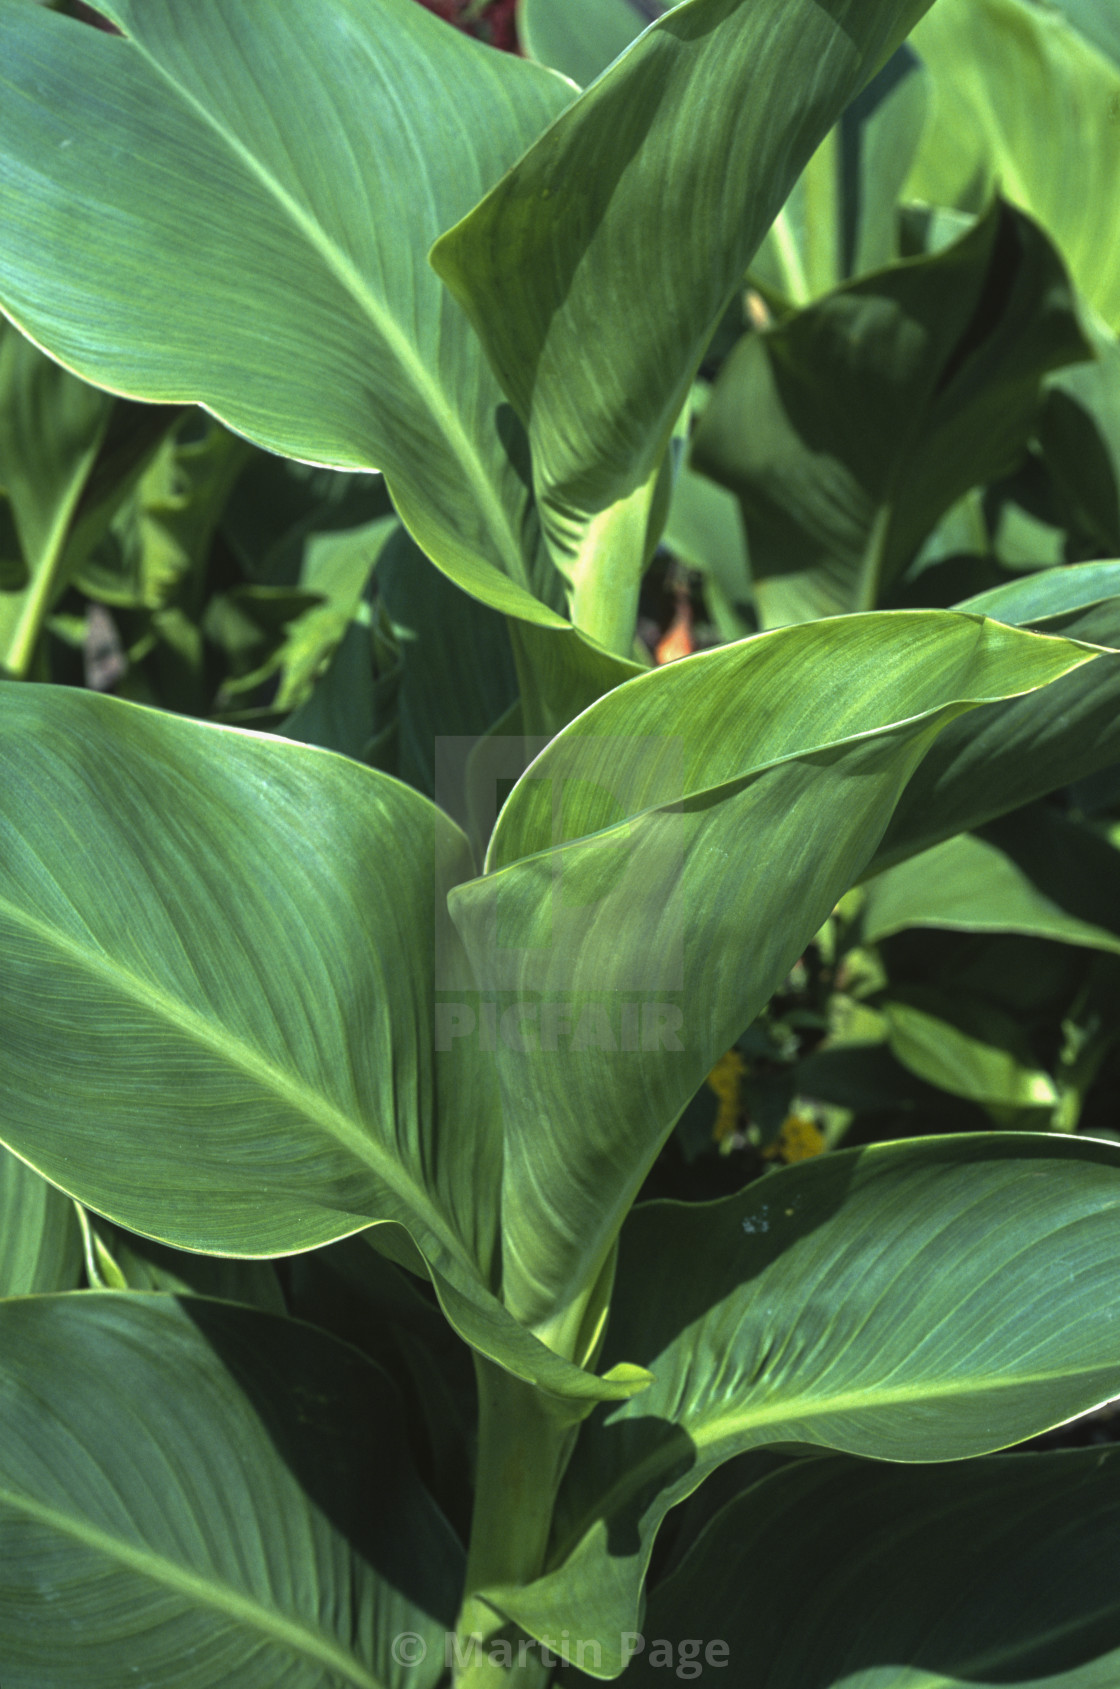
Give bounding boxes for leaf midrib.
[485,697,976,877]
[552,1361,1120,1566]
[111,12,529,585]
[1,893,469,1269]
[0,1486,387,1689]
[485,630,1096,871]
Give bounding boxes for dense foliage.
[2,0,1120,1683]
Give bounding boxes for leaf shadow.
[177,1294,464,1628]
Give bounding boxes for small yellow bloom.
[766,1113,825,1164]
[706,1049,746,1143]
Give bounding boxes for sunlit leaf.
[908,0,1120,330]
[0,684,641,1407]
[0,0,575,624]
[498,1133,1120,1669]
[433,0,937,651]
[450,612,1096,1343]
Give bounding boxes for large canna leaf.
[692,200,1090,626]
[870,566,1120,870]
[520,0,925,304]
[496,1133,1120,1672]
[432,0,938,653]
[0,1293,462,1687]
[0,687,482,1260]
[621,1447,1120,1687]
[523,3,928,306]
[907,0,1120,331]
[863,804,1120,955]
[0,0,574,625]
[0,685,642,1408]
[448,612,1098,1346]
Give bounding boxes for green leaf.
[220,456,393,590]
[692,199,1090,626]
[0,686,480,1256]
[212,515,394,715]
[1041,0,1120,68]
[872,578,1120,870]
[795,1032,962,1122]
[625,1447,1120,1688]
[0,1144,81,1296]
[0,351,194,692]
[956,557,1120,624]
[86,1216,286,1315]
[1039,315,1120,557]
[431,0,938,651]
[0,0,575,625]
[280,618,391,765]
[0,322,112,675]
[209,588,337,700]
[518,0,670,87]
[523,25,928,310]
[248,478,399,760]
[496,1132,1120,1669]
[508,617,646,740]
[449,611,1097,1344]
[0,684,641,1408]
[376,526,520,803]
[839,44,931,281]
[289,1235,478,1535]
[70,415,227,617]
[0,1292,462,1687]
[751,43,930,305]
[77,416,254,711]
[864,805,1120,956]
[882,986,1059,1118]
[907,0,1120,330]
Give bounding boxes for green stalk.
[769,206,811,307]
[801,126,842,300]
[0,476,93,678]
[454,1355,578,1687]
[851,502,894,614]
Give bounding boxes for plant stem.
[770,206,811,307]
[852,501,893,613]
[454,1355,577,1686]
[0,458,99,678]
[801,125,841,298]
